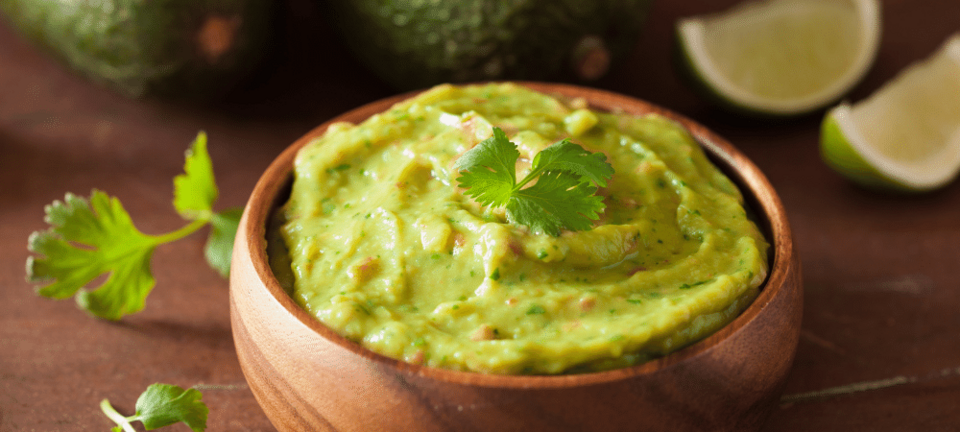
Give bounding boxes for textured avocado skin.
[0,0,274,99]
[325,0,653,90]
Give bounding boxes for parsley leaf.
[101,383,208,432]
[454,127,614,236]
[26,132,241,320]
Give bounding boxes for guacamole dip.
[277,83,769,374]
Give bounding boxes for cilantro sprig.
[25,132,241,320]
[101,383,208,432]
[454,127,614,236]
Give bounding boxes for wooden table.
[2,1,958,430]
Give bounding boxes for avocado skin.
[324,0,653,91]
[0,0,274,99]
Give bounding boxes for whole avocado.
[324,0,653,90]
[0,0,273,99]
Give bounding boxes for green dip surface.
[277,83,769,374]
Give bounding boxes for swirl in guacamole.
[275,83,769,374]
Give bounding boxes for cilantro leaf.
[135,384,208,431]
[526,138,614,188]
[174,131,240,276]
[101,383,208,432]
[454,127,614,236]
[27,191,162,320]
[508,171,606,234]
[173,132,218,219]
[26,132,240,320]
[453,127,519,207]
[204,208,242,277]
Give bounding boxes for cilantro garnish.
[454,127,614,236]
[101,383,208,432]
[25,132,241,320]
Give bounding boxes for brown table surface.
[3,1,959,430]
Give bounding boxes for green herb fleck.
[320,198,336,214]
[326,163,351,174]
[526,305,546,315]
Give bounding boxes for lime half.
[821,33,960,192]
[676,0,881,117]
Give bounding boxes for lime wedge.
[676,0,881,117]
[821,33,960,192]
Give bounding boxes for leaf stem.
[100,399,137,432]
[152,217,210,245]
[514,167,543,191]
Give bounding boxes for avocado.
[323,0,653,90]
[0,0,274,99]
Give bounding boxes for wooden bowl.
[229,82,803,432]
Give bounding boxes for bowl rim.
[239,81,795,389]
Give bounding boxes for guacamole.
[277,83,769,374]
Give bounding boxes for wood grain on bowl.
[229,82,802,432]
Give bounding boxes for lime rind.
[821,34,960,192]
[823,105,960,192]
[673,26,769,119]
[821,106,916,192]
[676,0,881,117]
